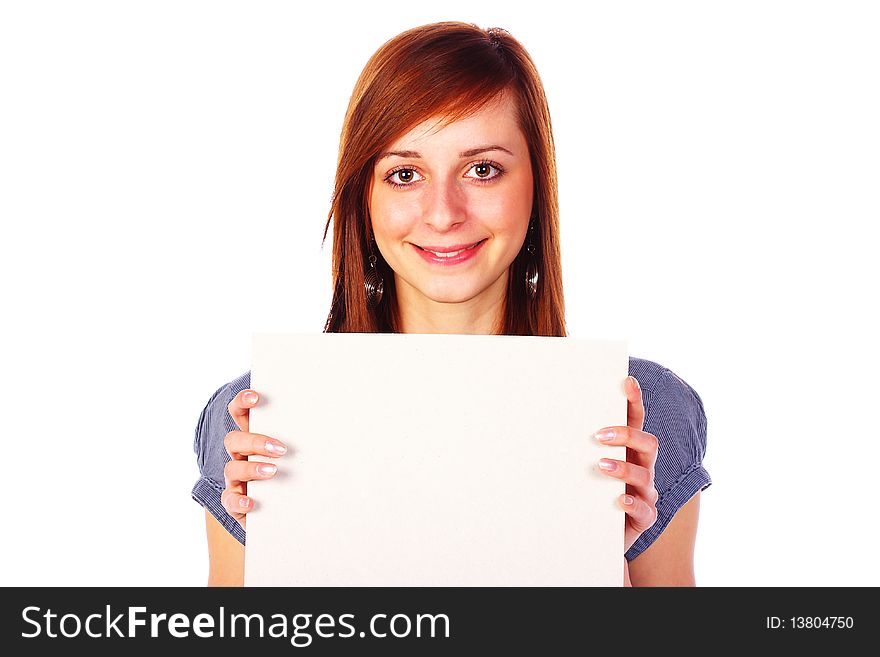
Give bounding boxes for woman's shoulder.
[628,356,706,417]
[192,370,253,478]
[626,355,709,494]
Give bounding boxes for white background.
[1,1,877,586]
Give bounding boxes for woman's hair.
[322,21,566,336]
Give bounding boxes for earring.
[525,217,539,299]
[364,239,384,307]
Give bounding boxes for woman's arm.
[205,510,244,586]
[627,492,701,586]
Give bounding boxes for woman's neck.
[396,272,507,335]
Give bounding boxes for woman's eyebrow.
[377,145,514,162]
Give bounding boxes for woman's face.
[368,93,534,312]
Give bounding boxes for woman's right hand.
[221,389,288,529]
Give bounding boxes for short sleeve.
[625,367,711,562]
[191,371,252,546]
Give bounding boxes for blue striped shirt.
[191,356,711,562]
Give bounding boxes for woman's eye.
[465,162,503,181]
[386,168,423,187]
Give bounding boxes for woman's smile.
[411,238,488,265]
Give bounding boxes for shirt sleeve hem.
[191,476,246,546]
[624,463,711,562]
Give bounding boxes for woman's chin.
[413,272,509,306]
[403,280,481,304]
[423,288,482,304]
[395,269,509,307]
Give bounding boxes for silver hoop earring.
[525,218,539,299]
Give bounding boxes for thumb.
[625,376,645,431]
[227,389,259,433]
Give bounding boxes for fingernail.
[598,459,618,472]
[594,429,616,442]
[257,464,277,476]
[623,495,634,505]
[244,392,258,405]
[630,376,640,390]
[265,440,287,455]
[239,497,251,508]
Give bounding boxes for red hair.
[323,21,566,336]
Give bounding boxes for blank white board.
[244,333,628,586]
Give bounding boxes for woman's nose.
[422,178,467,231]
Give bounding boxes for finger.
[224,459,278,490]
[593,425,658,461]
[224,430,288,461]
[597,459,653,493]
[619,493,658,534]
[227,389,260,433]
[597,455,657,505]
[220,488,253,519]
[625,376,645,431]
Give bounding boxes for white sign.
[245,333,627,586]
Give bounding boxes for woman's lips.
[412,239,487,265]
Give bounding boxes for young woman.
[191,21,711,587]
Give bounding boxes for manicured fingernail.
[594,429,616,442]
[598,459,618,472]
[623,495,634,505]
[266,440,287,455]
[244,392,258,404]
[257,464,277,476]
[239,497,251,508]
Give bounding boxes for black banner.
[1,587,871,653]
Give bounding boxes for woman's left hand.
[593,375,659,554]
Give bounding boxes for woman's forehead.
[384,94,522,152]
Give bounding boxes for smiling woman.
[322,22,565,336]
[191,21,711,587]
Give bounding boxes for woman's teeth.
[422,241,482,258]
